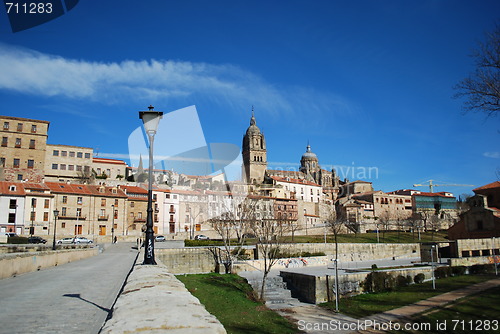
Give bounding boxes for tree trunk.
[260,271,268,301]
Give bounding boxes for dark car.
[28,236,47,244]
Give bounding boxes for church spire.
[250,106,256,126]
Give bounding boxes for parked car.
[57,237,74,244]
[194,234,209,240]
[73,237,93,244]
[155,235,166,242]
[28,236,47,244]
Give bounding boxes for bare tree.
[378,211,392,242]
[251,214,291,301]
[454,23,500,118]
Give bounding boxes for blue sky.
[0,0,498,196]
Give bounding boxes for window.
[101,198,106,206]
[61,151,67,157]
[31,124,37,133]
[77,197,82,204]
[62,196,68,204]
[14,138,21,148]
[0,157,4,167]
[44,199,49,208]
[43,212,49,221]
[77,152,83,158]
[166,194,170,199]
[114,199,118,206]
[13,158,20,168]
[9,199,17,209]
[76,165,82,171]
[29,139,35,149]
[76,208,82,217]
[84,166,90,173]
[84,153,90,159]
[27,159,34,169]
[60,164,66,170]
[68,165,74,171]
[8,213,15,223]
[138,212,142,219]
[51,163,58,170]
[69,151,75,157]
[173,195,177,199]
[16,123,22,131]
[3,122,9,130]
[114,210,118,219]
[30,211,36,221]
[61,222,66,228]
[61,207,67,216]
[17,174,23,181]
[131,202,135,208]
[1,137,7,147]
[53,150,59,156]
[100,209,106,217]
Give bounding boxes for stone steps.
[240,272,303,308]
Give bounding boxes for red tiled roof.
[474,181,500,192]
[45,182,93,195]
[271,176,321,187]
[0,181,25,196]
[93,158,127,165]
[119,185,148,194]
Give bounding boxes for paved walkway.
[251,267,500,334]
[0,243,138,334]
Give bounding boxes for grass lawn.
[177,273,299,334]
[394,286,500,333]
[320,275,497,318]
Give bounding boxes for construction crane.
[413,180,474,193]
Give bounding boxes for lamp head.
[53,209,59,217]
[139,105,163,135]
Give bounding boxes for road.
[0,243,138,334]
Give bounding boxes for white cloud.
[0,43,356,121]
[483,152,500,159]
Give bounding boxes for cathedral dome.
[302,145,318,161]
[246,113,261,135]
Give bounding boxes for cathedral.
[241,110,341,201]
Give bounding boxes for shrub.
[396,275,412,288]
[7,236,28,244]
[362,272,396,293]
[469,264,495,275]
[451,266,467,276]
[414,273,425,284]
[434,266,452,279]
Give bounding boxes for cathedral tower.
[300,144,320,183]
[242,110,267,184]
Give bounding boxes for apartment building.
[120,185,149,236]
[44,144,93,182]
[0,115,50,182]
[92,157,127,180]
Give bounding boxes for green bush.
[434,266,452,279]
[362,271,396,293]
[396,275,412,288]
[7,236,28,244]
[414,273,425,284]
[184,239,224,247]
[469,264,495,275]
[451,265,467,276]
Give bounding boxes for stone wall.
[156,248,216,274]
[101,258,226,333]
[259,242,420,262]
[0,247,98,279]
[281,266,436,304]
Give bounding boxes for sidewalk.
[357,278,500,333]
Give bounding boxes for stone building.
[92,157,127,181]
[0,115,50,182]
[448,181,500,240]
[120,185,149,236]
[44,144,93,182]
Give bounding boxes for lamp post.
[52,209,59,250]
[431,245,436,290]
[30,198,35,238]
[111,204,115,243]
[493,237,498,276]
[139,105,163,265]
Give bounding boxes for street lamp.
[30,198,35,238]
[431,245,436,290]
[52,209,59,250]
[111,204,115,244]
[139,105,163,265]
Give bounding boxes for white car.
[194,235,209,240]
[57,237,74,244]
[73,237,93,244]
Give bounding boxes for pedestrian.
[114,236,117,244]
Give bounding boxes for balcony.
[134,218,146,223]
[98,215,109,221]
[58,215,87,220]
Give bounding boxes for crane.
[412,180,474,193]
